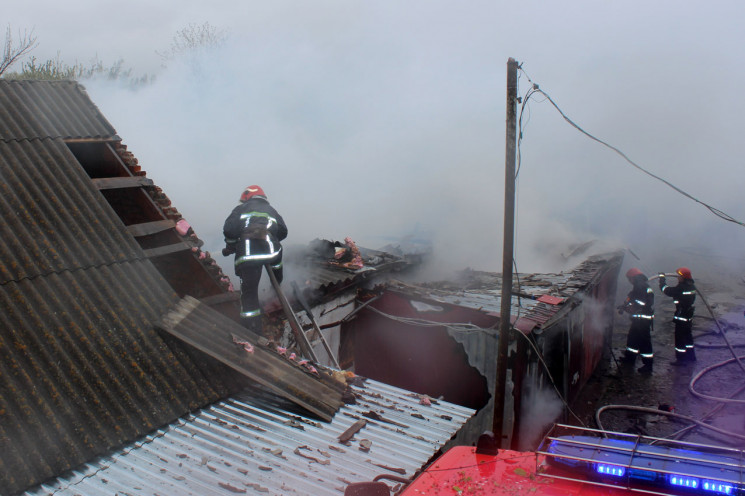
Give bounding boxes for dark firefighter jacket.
[621,277,655,322]
[660,277,696,322]
[223,197,288,271]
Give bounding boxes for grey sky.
[7,1,745,278]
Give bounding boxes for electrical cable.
[515,68,586,426]
[516,67,745,229]
[363,305,496,334]
[517,64,745,440]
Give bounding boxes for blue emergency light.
[596,463,625,477]
[702,480,735,495]
[540,430,745,496]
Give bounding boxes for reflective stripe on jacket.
[223,197,288,268]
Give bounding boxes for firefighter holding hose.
[658,267,697,364]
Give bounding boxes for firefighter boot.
[242,316,263,335]
[638,359,653,375]
[621,351,637,365]
[671,351,689,366]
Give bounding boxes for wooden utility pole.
[493,57,519,447]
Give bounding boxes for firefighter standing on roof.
[618,268,655,374]
[222,185,288,333]
[658,267,697,363]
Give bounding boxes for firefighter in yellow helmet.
[658,267,696,364]
[618,267,655,374]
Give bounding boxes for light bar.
[669,474,699,489]
[702,479,735,495]
[596,464,625,477]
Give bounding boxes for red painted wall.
[348,291,497,410]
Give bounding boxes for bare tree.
[157,22,229,63]
[0,25,38,76]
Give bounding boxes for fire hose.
[598,268,745,441]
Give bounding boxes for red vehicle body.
[398,445,633,496]
[346,425,744,496]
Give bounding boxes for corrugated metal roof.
[0,80,117,141]
[26,379,474,496]
[391,252,624,333]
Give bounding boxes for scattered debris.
[371,462,406,475]
[359,439,372,452]
[362,410,408,428]
[232,335,255,354]
[261,447,285,458]
[658,403,674,413]
[294,445,331,465]
[309,237,365,270]
[339,419,367,444]
[282,418,305,430]
[175,218,192,236]
[218,482,247,493]
[244,483,269,493]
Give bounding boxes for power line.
[516,66,745,228]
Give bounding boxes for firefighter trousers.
[674,320,695,361]
[237,255,283,333]
[624,320,654,366]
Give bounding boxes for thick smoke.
[74,1,745,283]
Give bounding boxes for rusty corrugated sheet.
[25,379,474,496]
[0,80,117,141]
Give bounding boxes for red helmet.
[626,267,644,279]
[240,185,266,202]
[676,267,692,280]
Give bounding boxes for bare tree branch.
[0,25,39,76]
[156,22,229,62]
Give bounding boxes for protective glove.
[222,245,235,256]
[658,275,666,288]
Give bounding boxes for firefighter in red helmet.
[223,185,288,333]
[618,267,655,374]
[658,267,696,363]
